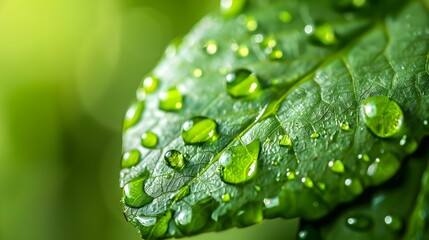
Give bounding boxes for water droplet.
[182,116,219,144]
[123,177,153,208]
[121,150,141,168]
[145,212,171,238]
[310,132,320,139]
[260,35,277,49]
[158,87,183,111]
[346,215,373,231]
[225,69,262,98]
[361,96,404,138]
[140,75,160,94]
[384,215,403,232]
[219,140,260,184]
[337,0,367,9]
[192,68,203,78]
[328,160,345,173]
[175,186,190,201]
[424,120,428,126]
[318,182,326,191]
[278,134,292,147]
[301,177,314,188]
[164,150,186,170]
[141,131,158,148]
[399,135,418,154]
[268,48,284,60]
[304,24,314,34]
[366,153,400,185]
[254,185,261,192]
[278,11,292,23]
[341,121,351,131]
[358,153,370,162]
[175,198,216,234]
[222,193,231,202]
[123,101,145,130]
[236,202,263,227]
[344,178,363,195]
[220,0,246,17]
[204,40,218,55]
[236,44,250,57]
[286,170,295,180]
[309,23,337,46]
[245,16,257,31]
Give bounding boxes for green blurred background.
[0,0,297,239]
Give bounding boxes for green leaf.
[120,0,429,239]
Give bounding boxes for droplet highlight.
[384,215,403,232]
[226,69,262,98]
[361,96,403,138]
[182,116,219,144]
[158,87,183,111]
[219,140,260,184]
[310,23,337,46]
[164,150,186,170]
[204,40,218,55]
[346,215,373,231]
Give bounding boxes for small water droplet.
[158,87,183,111]
[182,116,219,144]
[254,185,261,192]
[318,182,326,191]
[164,150,186,170]
[124,101,145,130]
[384,215,403,232]
[222,193,231,202]
[310,132,320,139]
[358,153,370,162]
[259,35,277,51]
[219,140,260,184]
[141,131,158,148]
[268,48,284,60]
[236,202,263,227]
[204,40,218,55]
[341,121,351,131]
[235,44,250,57]
[346,215,373,231]
[309,23,337,46]
[286,170,295,180]
[192,68,203,78]
[245,16,257,31]
[225,69,262,98]
[301,177,314,188]
[344,178,363,195]
[424,120,428,126]
[278,134,292,147]
[121,150,141,168]
[361,96,404,138]
[278,11,292,23]
[220,0,246,17]
[328,160,345,173]
[366,153,400,185]
[140,75,160,94]
[123,176,153,208]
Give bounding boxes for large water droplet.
[123,101,144,130]
[121,150,141,168]
[219,140,260,184]
[309,23,338,46]
[346,215,373,231]
[236,202,263,227]
[361,96,403,138]
[158,87,183,111]
[123,176,153,208]
[175,198,216,234]
[204,40,218,55]
[225,69,262,98]
[181,116,218,144]
[278,134,292,147]
[220,0,246,17]
[164,150,186,170]
[328,160,345,173]
[384,215,403,232]
[141,131,158,148]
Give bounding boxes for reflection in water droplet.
[164,150,186,170]
[301,177,314,188]
[219,140,260,184]
[222,193,231,202]
[384,215,403,232]
[124,101,145,130]
[220,0,246,17]
[424,120,428,126]
[278,134,292,147]
[182,116,218,144]
[341,121,351,131]
[226,69,262,98]
[346,215,372,231]
[158,87,183,111]
[204,40,218,55]
[328,160,344,173]
[141,131,158,148]
[278,11,292,23]
[121,150,141,168]
[123,177,153,208]
[361,96,404,138]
